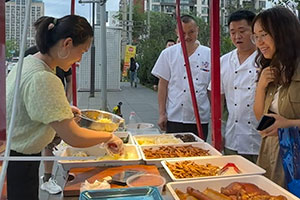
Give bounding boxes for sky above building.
[44,0,119,20]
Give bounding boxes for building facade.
[147,0,267,24]
[5,0,44,49]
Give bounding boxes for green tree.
[134,12,177,85]
[5,40,18,60]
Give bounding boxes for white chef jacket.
[209,49,261,155]
[151,42,211,124]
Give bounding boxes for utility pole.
[90,2,95,97]
[99,0,108,110]
[120,0,127,60]
[128,0,133,45]
[79,0,108,110]
[147,0,150,37]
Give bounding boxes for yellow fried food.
[136,135,182,145]
[143,145,210,159]
[96,118,112,123]
[166,161,220,178]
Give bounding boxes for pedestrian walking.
[129,57,139,88]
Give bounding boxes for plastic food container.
[172,132,203,143]
[133,133,203,146]
[126,123,154,130]
[133,134,183,146]
[58,144,142,171]
[140,142,222,166]
[167,175,299,200]
[114,131,134,144]
[80,186,164,200]
[79,109,125,132]
[126,174,166,194]
[161,155,266,181]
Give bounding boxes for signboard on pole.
[123,45,136,77]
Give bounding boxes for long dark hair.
[252,6,300,85]
[34,15,93,54]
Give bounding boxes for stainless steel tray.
[79,109,125,132]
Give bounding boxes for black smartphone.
[256,115,275,131]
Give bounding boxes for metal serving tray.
[140,142,222,167]
[167,175,299,200]
[80,186,163,200]
[161,155,266,181]
[58,144,142,171]
[79,109,125,132]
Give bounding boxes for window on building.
[201,7,208,14]
[259,0,266,8]
[152,5,160,12]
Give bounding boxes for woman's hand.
[257,67,276,90]
[71,106,81,123]
[106,134,124,155]
[259,114,291,137]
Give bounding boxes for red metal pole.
[0,0,6,141]
[0,1,7,197]
[71,0,77,106]
[175,0,204,139]
[210,0,222,151]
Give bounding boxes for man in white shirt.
[152,15,211,141]
[208,10,261,163]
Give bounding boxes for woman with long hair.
[252,6,300,187]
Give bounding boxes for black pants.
[166,121,208,141]
[7,150,41,200]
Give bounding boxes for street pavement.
[77,82,160,128]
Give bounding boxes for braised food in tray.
[175,182,288,200]
[174,134,197,142]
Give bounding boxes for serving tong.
[218,163,242,175]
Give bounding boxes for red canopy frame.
[0,0,6,141]
[0,0,222,150]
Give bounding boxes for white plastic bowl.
[126,173,166,194]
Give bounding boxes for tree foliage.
[131,9,235,85]
[5,40,19,60]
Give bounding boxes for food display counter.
[50,112,298,199]
[51,130,299,200]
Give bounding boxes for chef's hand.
[158,114,167,131]
[259,114,291,137]
[106,134,124,155]
[71,106,81,123]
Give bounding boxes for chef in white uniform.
[208,10,261,163]
[152,15,211,141]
